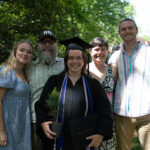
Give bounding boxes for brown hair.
[90,37,109,50]
[64,50,87,74]
[119,18,138,31]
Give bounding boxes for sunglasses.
[39,40,56,45]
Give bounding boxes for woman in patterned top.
[89,37,116,150]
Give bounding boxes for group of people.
[0,18,150,150]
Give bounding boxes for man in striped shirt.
[26,30,64,150]
[109,18,150,150]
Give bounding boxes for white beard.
[38,46,57,65]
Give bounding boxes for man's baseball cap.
[38,30,56,42]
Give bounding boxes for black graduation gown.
[35,72,113,150]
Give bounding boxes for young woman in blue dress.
[0,40,33,150]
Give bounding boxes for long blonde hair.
[0,39,33,76]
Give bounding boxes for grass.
[132,136,141,150]
[131,131,141,150]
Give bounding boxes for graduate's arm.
[86,134,103,148]
[35,75,60,139]
[41,121,56,139]
[93,80,113,138]
[35,75,58,125]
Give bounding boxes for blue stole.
[54,74,94,150]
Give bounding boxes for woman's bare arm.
[0,88,8,146]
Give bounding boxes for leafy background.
[0,0,134,62]
[0,1,143,148]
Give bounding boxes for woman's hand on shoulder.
[0,130,7,146]
[41,121,56,139]
[86,134,103,148]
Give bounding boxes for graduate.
[35,37,113,150]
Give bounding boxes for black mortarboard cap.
[59,37,93,52]
[38,30,56,42]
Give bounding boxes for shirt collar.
[121,41,142,53]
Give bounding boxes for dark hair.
[119,18,138,30]
[64,50,87,74]
[90,37,109,50]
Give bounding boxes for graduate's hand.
[0,130,7,146]
[86,134,103,148]
[41,121,56,139]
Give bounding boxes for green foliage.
[140,35,150,41]
[0,0,134,63]
[132,136,140,150]
[46,87,59,120]
[46,87,59,109]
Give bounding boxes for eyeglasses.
[39,40,56,45]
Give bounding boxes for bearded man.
[26,30,64,150]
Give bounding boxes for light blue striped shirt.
[109,43,150,117]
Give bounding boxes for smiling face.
[67,50,84,74]
[15,42,33,65]
[90,45,107,65]
[119,20,138,43]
